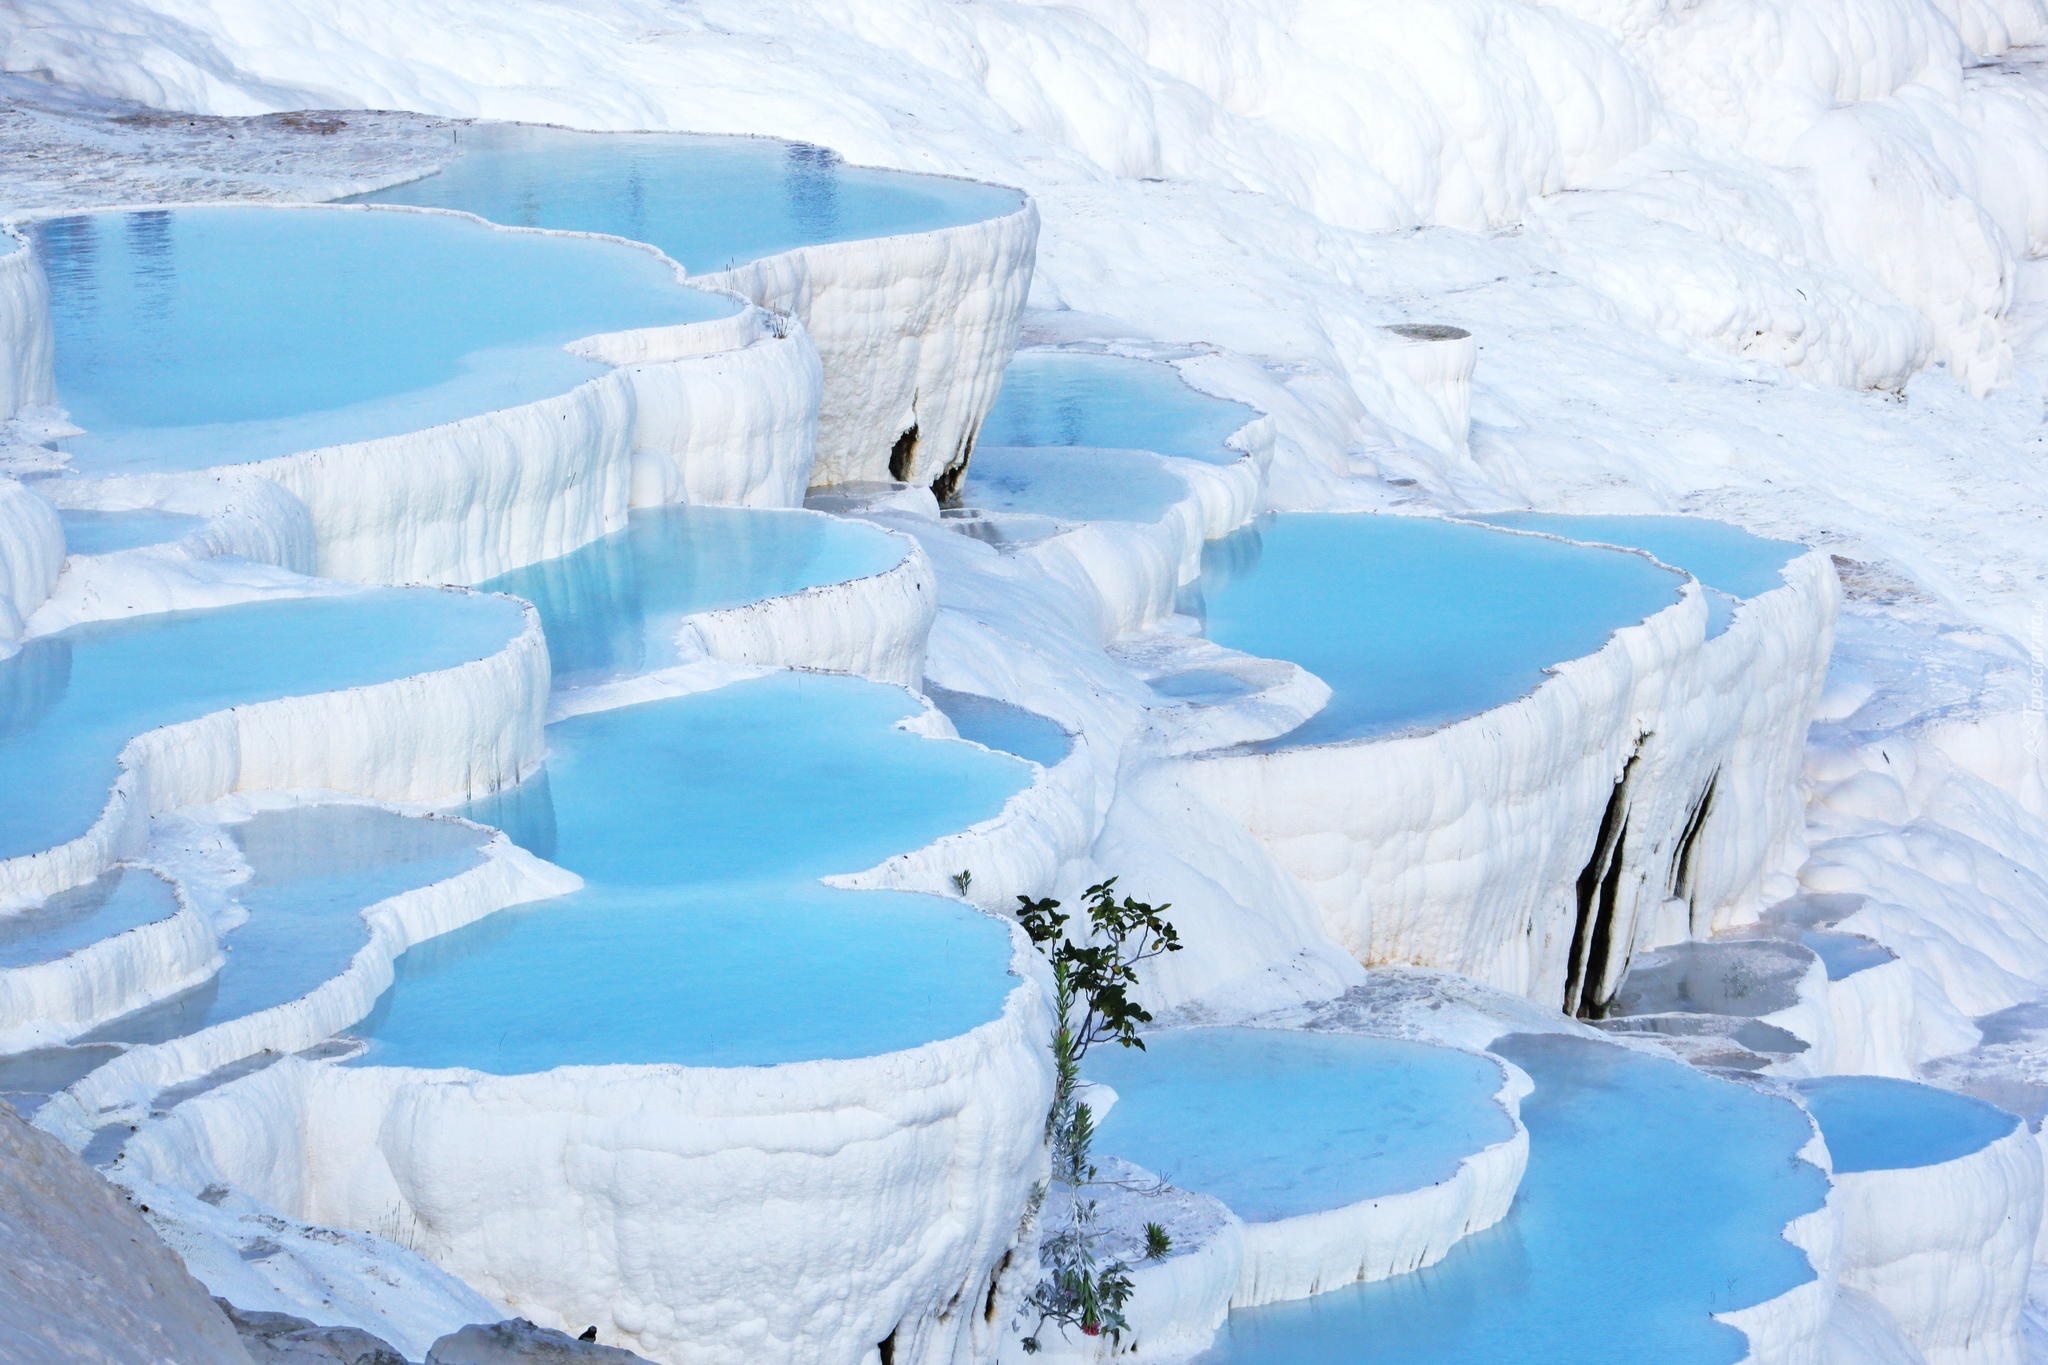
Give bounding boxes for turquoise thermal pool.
[1085,1028,1514,1223]
[56,508,204,555]
[959,445,1185,524]
[927,686,1071,769]
[1187,514,1684,747]
[33,205,734,473]
[0,867,179,970]
[355,674,1030,1073]
[349,123,1023,273]
[0,589,528,864]
[480,505,903,688]
[84,805,488,1047]
[1795,1076,2018,1174]
[1474,513,1802,636]
[979,351,1257,466]
[1197,1034,1828,1364]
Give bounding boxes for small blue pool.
[355,674,1030,1073]
[980,351,1256,466]
[480,505,903,688]
[84,805,488,1047]
[1473,514,1802,637]
[1186,515,1683,747]
[57,509,205,556]
[927,686,1071,769]
[1197,1034,1827,1364]
[0,866,179,969]
[0,590,529,864]
[34,206,734,473]
[1795,1076,2017,1174]
[348,124,1022,274]
[1086,1028,1514,1223]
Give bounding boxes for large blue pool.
[1086,1028,1514,1223]
[348,123,1022,274]
[0,590,528,864]
[1795,1075,2017,1174]
[979,351,1256,467]
[1187,515,1683,747]
[480,505,902,689]
[1197,1034,1827,1364]
[33,205,734,473]
[355,674,1030,1073]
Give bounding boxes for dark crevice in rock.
[888,422,920,483]
[930,425,978,506]
[1566,748,1640,1019]
[1670,773,1718,928]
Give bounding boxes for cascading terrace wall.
[1181,536,1840,1016]
[696,199,1039,494]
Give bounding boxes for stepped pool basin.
[82,805,488,1048]
[979,351,1256,466]
[0,866,179,969]
[356,673,1030,1073]
[1085,1028,1514,1223]
[927,685,1071,768]
[1186,515,1683,747]
[1795,1076,2018,1174]
[958,445,1185,524]
[0,589,528,864]
[1797,930,1897,981]
[1197,1034,1827,1364]
[1473,513,1802,636]
[56,508,204,555]
[480,505,903,688]
[32,205,734,474]
[349,123,1023,273]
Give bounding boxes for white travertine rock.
[120,966,1054,1365]
[0,1099,253,1364]
[0,225,55,421]
[697,201,1038,493]
[1183,541,1839,1014]
[0,474,62,650]
[681,522,936,689]
[1827,1113,2040,1365]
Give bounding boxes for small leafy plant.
[1017,878,1181,1354]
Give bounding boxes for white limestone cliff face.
[1825,1115,2041,1365]
[120,968,1054,1365]
[1180,576,1701,1009]
[0,1099,254,1364]
[696,201,1037,493]
[0,474,61,650]
[1183,533,1838,1017]
[0,592,549,909]
[0,226,54,422]
[681,525,936,689]
[583,305,821,512]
